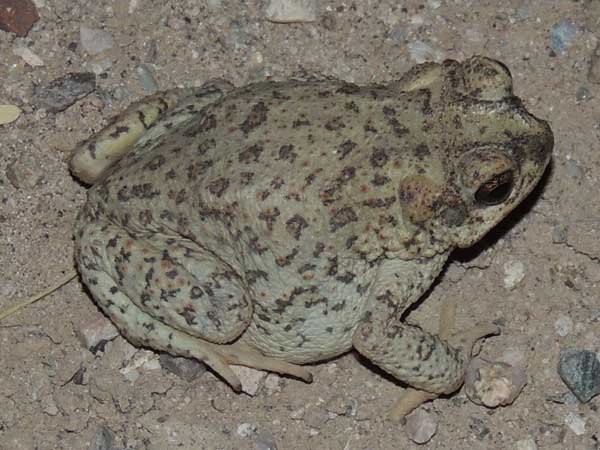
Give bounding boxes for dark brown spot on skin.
[178,306,198,325]
[174,189,187,204]
[313,242,325,258]
[453,114,463,129]
[109,125,130,138]
[362,196,396,208]
[337,166,355,183]
[338,140,357,159]
[271,176,285,189]
[414,143,430,159]
[240,171,254,185]
[190,286,203,298]
[331,300,346,312]
[336,83,360,95]
[371,173,390,186]
[258,207,281,231]
[298,263,316,274]
[207,177,230,197]
[277,144,297,162]
[319,186,340,206]
[324,116,345,131]
[239,144,264,164]
[330,206,358,232]
[344,101,359,113]
[165,269,178,279]
[139,209,153,225]
[370,147,389,168]
[382,106,409,137]
[292,118,311,128]
[286,214,309,240]
[248,236,268,255]
[364,121,378,133]
[240,102,268,134]
[187,160,214,180]
[183,113,217,137]
[327,256,338,276]
[275,247,299,267]
[246,269,269,285]
[197,138,216,155]
[257,190,271,201]
[144,155,166,171]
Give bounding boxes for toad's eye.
[475,170,513,206]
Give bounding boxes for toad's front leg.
[351,257,499,415]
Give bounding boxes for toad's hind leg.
[75,215,252,344]
[78,268,311,391]
[70,79,233,184]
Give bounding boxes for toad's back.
[79,78,436,363]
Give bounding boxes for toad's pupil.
[475,171,513,206]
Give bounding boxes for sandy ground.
[1,1,600,449]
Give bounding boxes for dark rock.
[34,72,96,113]
[90,424,116,450]
[0,0,39,37]
[159,353,207,382]
[558,348,600,402]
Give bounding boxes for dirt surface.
[1,1,600,449]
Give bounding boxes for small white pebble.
[290,407,305,420]
[236,423,257,438]
[264,373,282,395]
[122,368,140,383]
[465,358,527,407]
[230,365,267,396]
[554,315,573,337]
[13,47,44,66]
[503,260,526,290]
[564,412,586,436]
[404,409,438,444]
[142,358,161,371]
[516,438,538,450]
[265,0,318,23]
[75,315,119,350]
[128,0,138,13]
[79,25,115,55]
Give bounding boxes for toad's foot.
[81,262,312,392]
[389,302,499,420]
[155,331,313,391]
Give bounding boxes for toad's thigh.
[74,214,252,343]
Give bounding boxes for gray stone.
[6,153,43,189]
[33,72,96,113]
[90,425,116,450]
[80,25,115,55]
[558,348,600,402]
[405,408,438,444]
[549,19,578,53]
[159,353,207,382]
[265,0,317,23]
